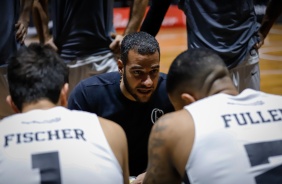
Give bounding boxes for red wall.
[113,5,186,30]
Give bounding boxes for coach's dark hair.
[7,43,69,111]
[120,31,160,65]
[166,48,226,95]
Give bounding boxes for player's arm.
[255,0,282,48]
[32,0,51,44]
[99,117,130,184]
[143,113,182,184]
[143,109,193,184]
[140,0,172,36]
[16,0,34,44]
[110,0,149,54]
[123,0,149,35]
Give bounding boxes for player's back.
[0,106,123,184]
[184,89,282,184]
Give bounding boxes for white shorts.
[229,49,260,93]
[0,66,14,119]
[67,52,118,95]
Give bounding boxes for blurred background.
[26,0,282,95]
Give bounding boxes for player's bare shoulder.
[98,117,128,159]
[98,118,127,158]
[152,109,193,138]
[98,117,127,146]
[98,117,129,184]
[150,108,195,163]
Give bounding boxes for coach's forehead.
[126,50,160,66]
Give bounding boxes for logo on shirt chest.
[151,108,164,124]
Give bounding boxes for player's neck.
[21,100,57,113]
[206,76,239,97]
[208,85,239,97]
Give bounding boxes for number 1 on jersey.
[32,151,62,184]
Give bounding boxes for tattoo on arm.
[144,118,173,183]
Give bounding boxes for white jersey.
[184,89,282,184]
[0,107,123,184]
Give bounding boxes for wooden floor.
[155,24,282,95]
[26,24,282,95]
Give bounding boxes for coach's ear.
[6,95,20,113]
[117,59,124,74]
[59,83,69,107]
[181,93,195,106]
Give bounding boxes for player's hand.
[15,20,29,44]
[254,32,265,49]
[131,172,146,184]
[45,37,58,52]
[109,33,123,55]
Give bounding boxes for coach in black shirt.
[68,31,175,177]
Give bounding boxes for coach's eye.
[133,70,143,76]
[149,69,159,75]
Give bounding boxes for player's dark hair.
[7,43,69,111]
[120,31,160,65]
[166,48,226,94]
